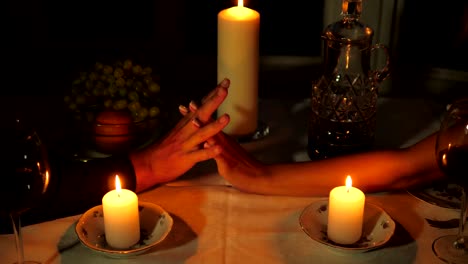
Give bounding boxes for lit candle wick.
[345,175,352,193]
[238,0,244,7]
[115,175,122,197]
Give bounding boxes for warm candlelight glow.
[102,174,140,249]
[238,0,244,7]
[328,175,365,244]
[346,175,352,192]
[115,175,122,192]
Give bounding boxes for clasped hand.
[130,78,232,192]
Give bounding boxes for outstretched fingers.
[183,114,230,150]
[179,114,230,164]
[202,78,230,105]
[175,78,230,154]
[196,79,229,123]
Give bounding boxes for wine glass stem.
[455,187,468,249]
[10,213,25,264]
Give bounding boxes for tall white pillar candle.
[102,175,140,249]
[327,175,365,244]
[217,0,260,136]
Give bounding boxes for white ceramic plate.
[407,182,462,209]
[75,201,173,258]
[299,199,395,253]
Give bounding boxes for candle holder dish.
[299,199,395,253]
[75,201,173,258]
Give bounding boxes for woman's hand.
[130,78,231,192]
[179,91,269,194]
[210,132,269,193]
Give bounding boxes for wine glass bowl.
[433,98,468,263]
[0,117,52,263]
[1,119,51,213]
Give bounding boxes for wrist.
[129,148,156,192]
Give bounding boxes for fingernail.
[220,78,229,88]
[179,105,188,114]
[218,114,229,124]
[189,101,198,111]
[192,117,202,128]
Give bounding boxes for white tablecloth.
[0,183,459,264]
[0,97,453,264]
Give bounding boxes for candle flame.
[346,175,352,192]
[115,175,122,194]
[238,0,243,7]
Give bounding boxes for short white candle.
[327,175,365,245]
[102,175,140,249]
[217,0,260,136]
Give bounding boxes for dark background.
[5,0,468,101]
[5,0,324,101]
[392,1,468,100]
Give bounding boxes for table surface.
[0,97,457,264]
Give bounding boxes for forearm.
[232,133,443,197]
[264,151,439,196]
[240,151,407,196]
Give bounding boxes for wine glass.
[433,98,468,263]
[0,117,51,264]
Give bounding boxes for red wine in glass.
[438,145,468,187]
[0,118,51,264]
[433,99,468,263]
